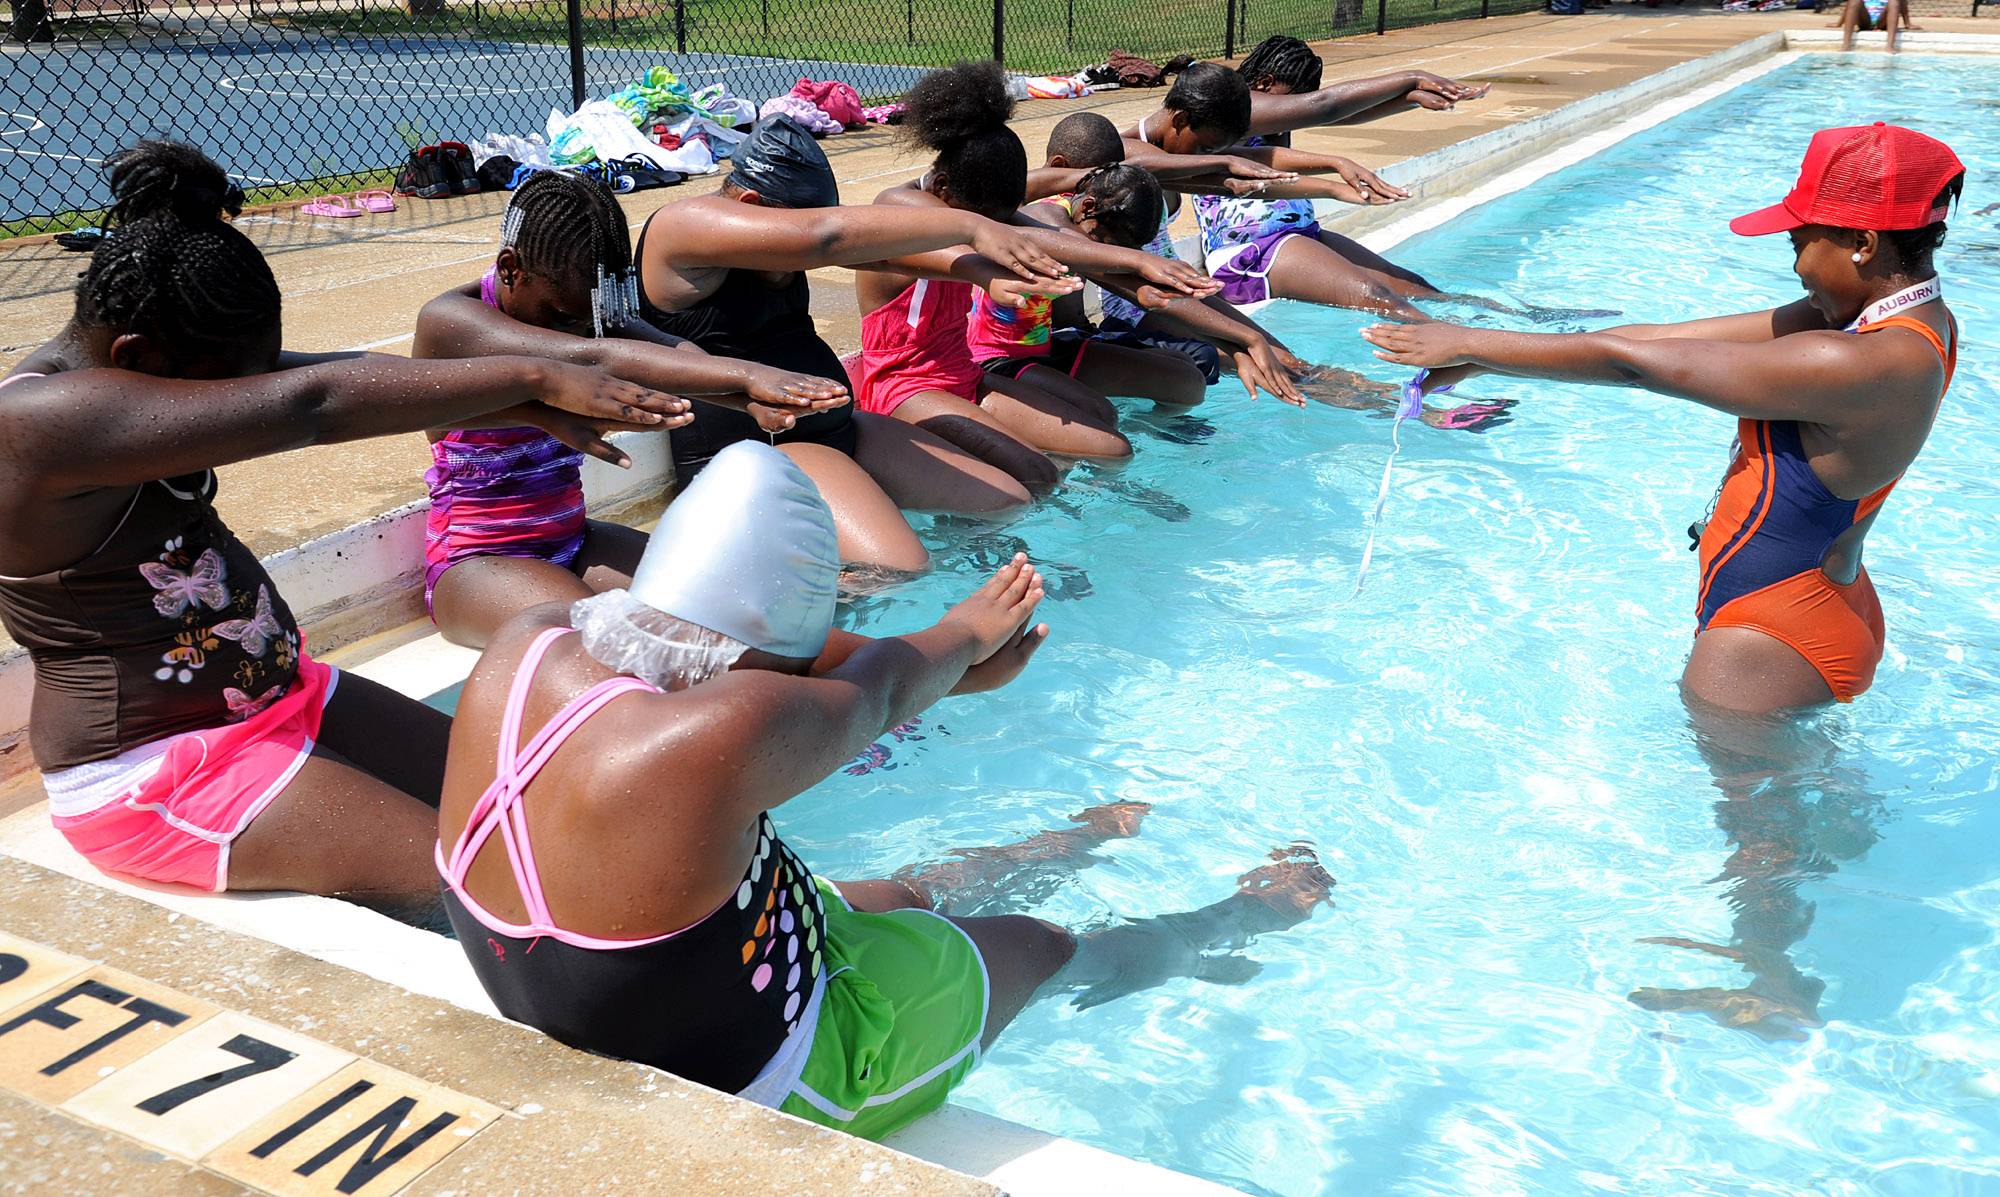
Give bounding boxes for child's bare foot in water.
[1628,985,1822,1042]
[1072,801,1151,838]
[1058,844,1336,1009]
[1235,846,1337,921]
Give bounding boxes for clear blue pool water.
[783,53,2000,1196]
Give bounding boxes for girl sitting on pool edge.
[414,170,851,648]
[437,440,1335,1138]
[0,141,679,906]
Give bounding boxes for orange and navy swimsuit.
[1694,314,1956,702]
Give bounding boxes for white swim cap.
[630,440,839,658]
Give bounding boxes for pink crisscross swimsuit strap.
[436,627,670,948]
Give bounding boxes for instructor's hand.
[1361,321,1479,368]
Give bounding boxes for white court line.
[0,111,45,139]
[0,143,283,186]
[0,147,106,167]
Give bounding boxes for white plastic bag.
[548,100,717,174]
[473,131,553,170]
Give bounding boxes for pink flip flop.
[299,194,362,218]
[353,189,397,214]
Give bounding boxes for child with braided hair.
[415,170,851,648]
[636,116,1085,573]
[855,62,1225,482]
[1122,60,1616,324]
[0,141,682,908]
[1235,34,1490,135]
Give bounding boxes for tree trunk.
[9,0,55,42]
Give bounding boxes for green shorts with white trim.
[779,878,990,1140]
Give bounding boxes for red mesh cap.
[1730,123,1965,237]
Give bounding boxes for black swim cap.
[730,116,840,208]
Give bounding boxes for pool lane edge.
[1322,32,2000,256]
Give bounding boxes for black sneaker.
[395,145,451,200]
[437,142,481,195]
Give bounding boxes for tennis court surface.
[1,25,924,218]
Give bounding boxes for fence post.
[1225,0,1236,58]
[1065,0,1073,50]
[565,0,587,110]
[1376,0,1386,34]
[674,0,686,52]
[991,0,1002,63]
[1480,0,1488,14]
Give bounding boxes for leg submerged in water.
[892,802,1153,917]
[1628,699,1885,1041]
[1056,846,1336,1011]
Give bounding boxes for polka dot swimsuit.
[738,811,828,1034]
[439,627,825,1094]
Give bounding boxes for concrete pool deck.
[1,17,1997,1194]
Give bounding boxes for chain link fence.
[3,0,1990,229]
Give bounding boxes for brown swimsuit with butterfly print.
[0,468,302,772]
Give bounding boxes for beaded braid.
[1237,36,1324,93]
[74,141,280,365]
[500,171,638,336]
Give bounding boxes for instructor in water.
[1364,123,1963,713]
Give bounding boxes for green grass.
[255,0,1536,78]
[258,0,1269,73]
[1,168,399,243]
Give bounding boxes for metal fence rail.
[2,0,1983,227]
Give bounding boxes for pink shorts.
[44,655,339,892]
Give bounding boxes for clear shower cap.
[570,589,750,691]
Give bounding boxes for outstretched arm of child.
[659,201,1067,282]
[693,556,1047,819]
[1014,202,1220,300]
[415,286,848,429]
[0,355,680,494]
[1118,138,1299,183]
[1222,147,1408,202]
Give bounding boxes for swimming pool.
[785,52,2000,1196]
